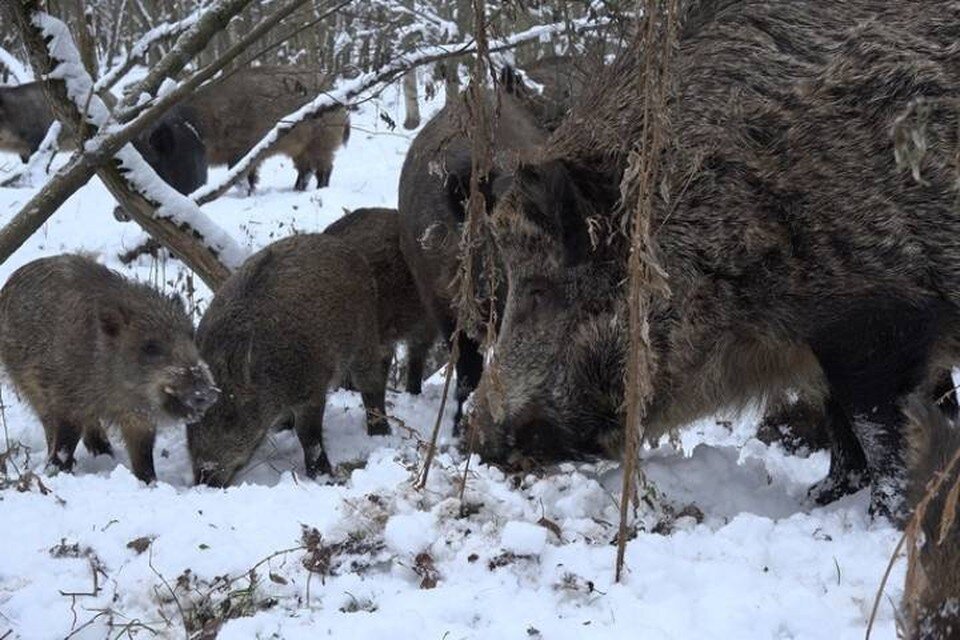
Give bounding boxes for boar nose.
[184,364,219,413]
[185,385,219,413]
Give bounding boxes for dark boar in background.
[0,81,207,197]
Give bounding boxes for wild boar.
[0,81,207,197]
[324,207,437,394]
[0,254,218,482]
[187,234,389,487]
[397,87,547,428]
[469,1,960,521]
[180,66,350,193]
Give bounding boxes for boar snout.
[162,363,219,420]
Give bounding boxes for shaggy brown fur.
[903,398,960,639]
[397,87,548,425]
[181,66,350,192]
[470,0,960,521]
[187,234,389,487]
[0,255,217,482]
[324,207,437,394]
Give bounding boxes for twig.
[616,0,678,583]
[417,354,456,489]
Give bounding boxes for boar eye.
[141,340,166,359]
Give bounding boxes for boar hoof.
[807,469,869,505]
[304,447,333,478]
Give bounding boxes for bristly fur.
[0,254,214,482]
[188,234,390,487]
[471,0,960,522]
[903,398,960,639]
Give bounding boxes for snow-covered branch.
[0,122,60,188]
[194,13,611,204]
[0,46,34,84]
[117,0,255,121]
[33,11,245,269]
[95,11,202,92]
[0,1,254,288]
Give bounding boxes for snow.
[0,46,33,86]
[501,521,548,556]
[0,78,907,639]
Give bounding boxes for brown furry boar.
[469,1,960,521]
[398,87,547,427]
[181,66,350,192]
[902,398,960,640]
[0,81,207,197]
[0,255,218,482]
[324,207,437,394]
[187,234,389,487]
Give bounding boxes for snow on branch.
[0,46,34,84]
[0,122,60,188]
[31,11,245,272]
[193,13,611,205]
[95,12,202,92]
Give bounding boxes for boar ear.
[98,304,131,338]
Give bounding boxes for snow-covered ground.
[0,83,905,639]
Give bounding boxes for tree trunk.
[402,69,421,129]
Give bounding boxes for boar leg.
[82,422,114,457]
[293,154,312,191]
[294,168,311,191]
[351,367,390,437]
[42,414,82,473]
[245,168,259,195]
[811,299,942,523]
[405,340,429,396]
[453,332,484,437]
[315,167,332,189]
[118,417,157,483]
[807,397,869,505]
[293,403,332,478]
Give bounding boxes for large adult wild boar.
[398,88,547,428]
[0,255,218,482]
[187,234,390,487]
[180,66,350,192]
[469,1,960,521]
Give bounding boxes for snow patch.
[501,521,548,556]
